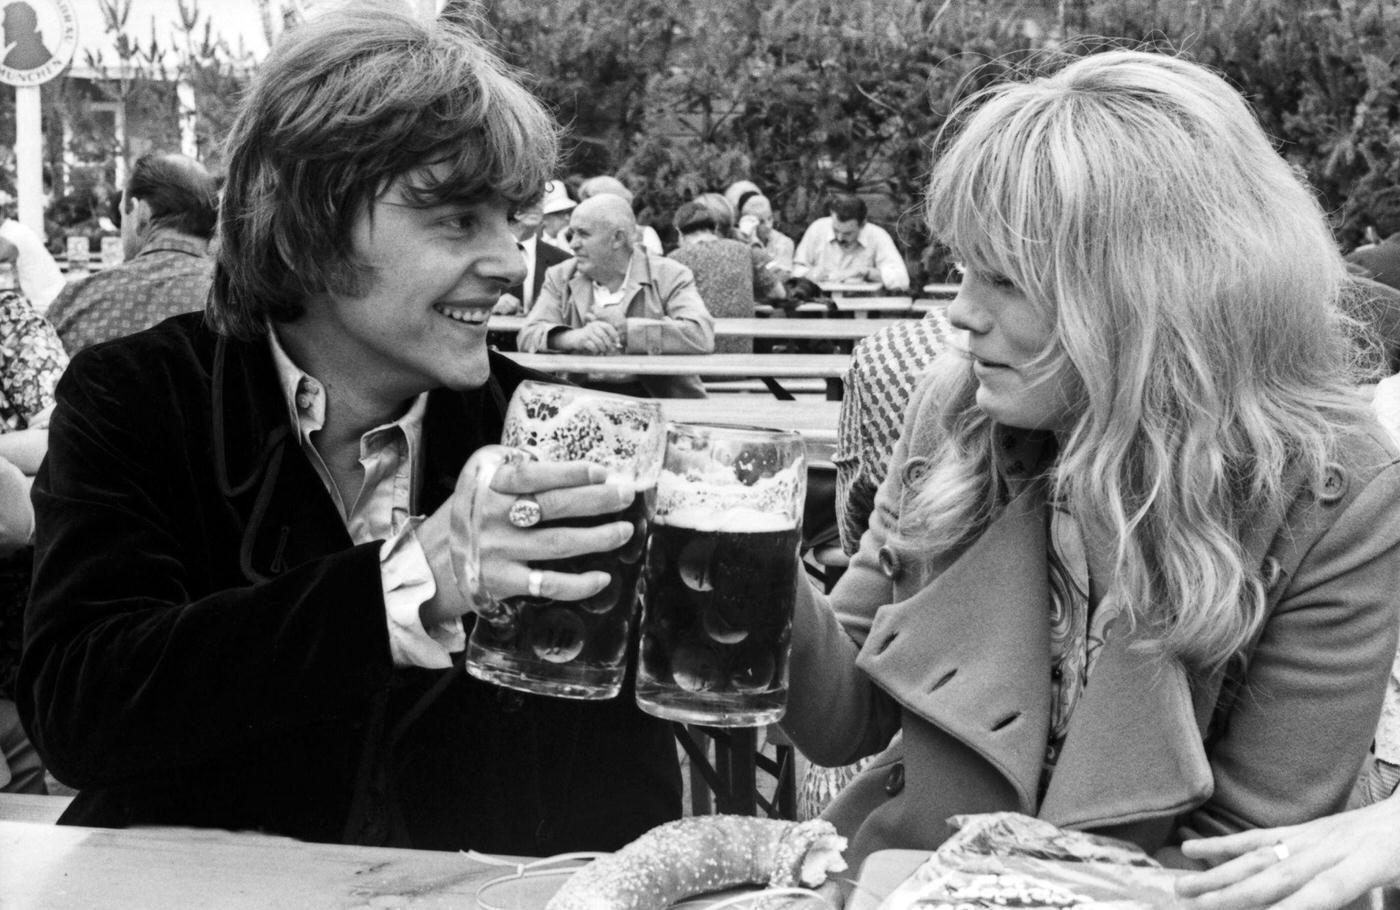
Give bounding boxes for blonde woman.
[779,49,1400,878]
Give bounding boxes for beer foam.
[657,505,796,534]
[654,463,803,527]
[504,389,665,481]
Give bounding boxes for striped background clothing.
[834,313,951,553]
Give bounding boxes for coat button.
[1316,463,1347,504]
[884,762,905,796]
[1261,555,1282,589]
[901,456,931,489]
[877,545,902,580]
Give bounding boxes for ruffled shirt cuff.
[381,517,465,668]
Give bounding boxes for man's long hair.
[208,1,558,339]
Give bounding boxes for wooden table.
[0,818,555,909]
[506,352,847,379]
[0,813,779,909]
[0,792,72,824]
[504,352,850,400]
[490,315,907,341]
[789,297,914,317]
[817,280,882,296]
[717,317,905,340]
[659,397,839,462]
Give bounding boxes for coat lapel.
[853,477,1213,826]
[1039,630,1213,827]
[210,334,351,580]
[856,486,1053,812]
[567,268,593,324]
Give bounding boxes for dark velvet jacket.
[18,312,681,854]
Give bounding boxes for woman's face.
[947,264,1080,433]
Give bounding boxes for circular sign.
[0,0,77,87]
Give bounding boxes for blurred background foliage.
[8,0,1400,277]
[471,0,1400,283]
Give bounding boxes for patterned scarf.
[1042,502,1118,798]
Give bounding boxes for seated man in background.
[576,175,664,255]
[518,194,714,398]
[539,180,576,250]
[20,5,681,854]
[491,194,572,317]
[47,152,217,353]
[793,193,910,292]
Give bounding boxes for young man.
[19,3,680,855]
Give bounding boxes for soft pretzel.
[546,815,848,910]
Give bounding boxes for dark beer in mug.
[464,382,665,700]
[636,508,801,725]
[467,489,652,698]
[634,423,806,726]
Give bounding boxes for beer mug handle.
[455,444,535,624]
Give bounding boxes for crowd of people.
[1,1,1400,908]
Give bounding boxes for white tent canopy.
[60,0,440,80]
[64,0,278,80]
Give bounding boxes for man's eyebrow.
[381,196,488,210]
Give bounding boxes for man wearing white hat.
[540,180,575,250]
[492,194,572,318]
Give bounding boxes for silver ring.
[1271,842,1290,862]
[508,495,542,529]
[527,569,545,599]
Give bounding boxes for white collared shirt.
[268,330,463,668]
[792,216,910,291]
[519,238,537,310]
[590,254,638,311]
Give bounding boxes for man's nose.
[480,219,526,285]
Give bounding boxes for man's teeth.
[434,305,490,324]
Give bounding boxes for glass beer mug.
[463,381,665,700]
[635,423,806,726]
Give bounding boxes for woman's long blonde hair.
[906,50,1376,672]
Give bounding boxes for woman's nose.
[946,285,991,335]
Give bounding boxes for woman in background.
[668,200,783,353]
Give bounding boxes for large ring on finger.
[1271,842,1290,862]
[508,495,542,529]
[527,569,545,599]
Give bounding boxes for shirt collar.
[827,220,868,253]
[135,227,210,259]
[590,249,644,299]
[265,325,429,448]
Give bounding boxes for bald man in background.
[517,195,713,398]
